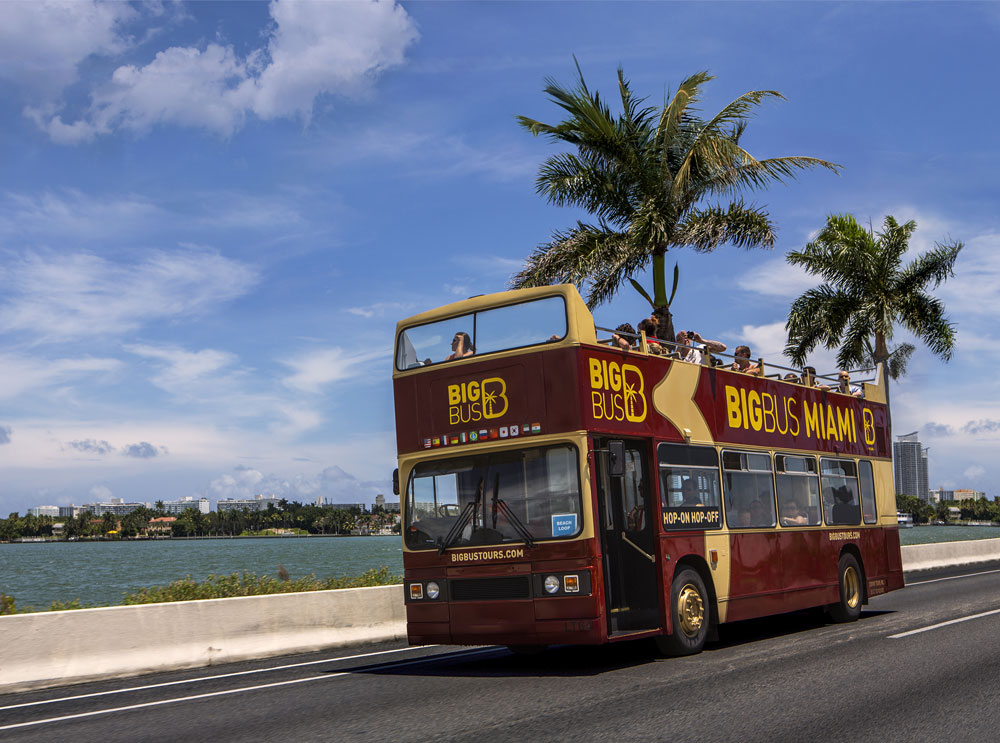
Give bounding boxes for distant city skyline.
[2,2,999,513]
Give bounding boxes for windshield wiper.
[490,472,535,548]
[437,477,483,554]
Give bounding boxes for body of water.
[3,526,998,609]
[0,536,403,609]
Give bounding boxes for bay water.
[2,526,997,609]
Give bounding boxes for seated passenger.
[831,486,861,524]
[680,479,703,506]
[637,318,664,354]
[676,330,726,365]
[728,345,762,376]
[780,499,808,526]
[835,370,863,397]
[800,366,818,386]
[446,332,475,361]
[737,508,752,527]
[748,499,768,527]
[612,322,636,351]
[783,372,800,382]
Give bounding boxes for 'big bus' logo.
[589,358,646,423]
[447,377,508,425]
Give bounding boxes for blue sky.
[1,1,998,514]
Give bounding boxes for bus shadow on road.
[355,610,895,679]
[707,608,895,651]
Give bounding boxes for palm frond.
[676,201,775,253]
[895,239,963,294]
[897,291,957,361]
[784,285,856,366]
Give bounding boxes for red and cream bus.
[392,285,903,655]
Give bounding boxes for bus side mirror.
[392,468,400,496]
[608,441,625,478]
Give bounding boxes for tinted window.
[821,458,861,525]
[723,450,775,528]
[775,455,821,526]
[859,460,877,524]
[396,296,567,370]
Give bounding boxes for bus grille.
[450,576,531,601]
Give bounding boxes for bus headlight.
[426,581,440,599]
[544,575,561,594]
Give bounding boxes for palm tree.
[784,214,962,392]
[510,62,839,340]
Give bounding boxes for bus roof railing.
[596,324,877,391]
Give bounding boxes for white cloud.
[281,347,387,393]
[26,0,419,143]
[126,344,237,390]
[0,250,258,341]
[0,190,164,241]
[737,257,817,299]
[89,484,113,501]
[0,353,120,401]
[0,1,135,95]
[965,465,986,479]
[346,301,416,319]
[205,463,384,504]
[937,232,1000,317]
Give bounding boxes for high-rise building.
[28,505,59,517]
[159,497,211,515]
[216,494,281,512]
[80,498,149,516]
[894,431,929,501]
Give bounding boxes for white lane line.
[888,607,1000,639]
[906,567,1000,587]
[0,648,500,732]
[0,645,438,712]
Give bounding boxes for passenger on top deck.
[728,345,762,376]
[835,370,863,398]
[637,318,664,354]
[675,330,726,365]
[446,332,475,361]
[612,323,636,351]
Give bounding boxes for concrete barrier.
[900,537,1000,572]
[5,537,1000,694]
[0,584,405,694]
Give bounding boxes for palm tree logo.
[622,364,646,422]
[481,377,509,419]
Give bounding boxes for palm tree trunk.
[874,332,892,411]
[651,252,676,341]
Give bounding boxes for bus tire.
[828,553,863,623]
[656,567,710,656]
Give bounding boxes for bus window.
[859,460,878,524]
[657,444,721,530]
[821,458,861,525]
[722,450,775,529]
[395,295,567,370]
[404,444,582,549]
[775,455,821,526]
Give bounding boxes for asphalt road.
[4,562,1000,743]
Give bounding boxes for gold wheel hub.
[844,566,861,609]
[677,584,705,636]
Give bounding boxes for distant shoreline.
[1,533,400,545]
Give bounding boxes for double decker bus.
[392,285,903,655]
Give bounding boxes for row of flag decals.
[424,422,542,449]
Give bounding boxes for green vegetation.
[0,566,401,615]
[0,500,400,541]
[785,214,962,384]
[511,63,838,339]
[896,494,1000,525]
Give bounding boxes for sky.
[1,1,998,514]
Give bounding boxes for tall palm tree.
[510,63,839,340]
[784,214,962,391]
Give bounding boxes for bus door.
[594,438,659,634]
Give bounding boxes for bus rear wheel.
[828,553,863,623]
[656,567,710,656]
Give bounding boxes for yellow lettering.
[761,392,776,433]
[608,361,622,392]
[481,377,508,419]
[449,406,460,425]
[589,358,603,389]
[837,407,852,443]
[805,401,821,439]
[592,390,605,420]
[863,408,875,447]
[788,398,800,437]
[467,381,479,402]
[726,386,742,429]
[448,384,461,405]
[825,403,839,441]
[748,390,763,431]
[622,364,646,422]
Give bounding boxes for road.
[4,563,1000,743]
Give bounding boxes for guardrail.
[2,540,999,694]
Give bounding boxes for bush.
[122,566,401,605]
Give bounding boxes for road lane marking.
[0,648,501,732]
[0,645,439,712]
[906,567,1000,587]
[888,607,1000,639]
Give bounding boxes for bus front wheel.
[828,553,863,623]
[656,567,710,656]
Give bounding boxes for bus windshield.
[395,295,567,370]
[405,444,582,550]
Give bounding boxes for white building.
[81,498,149,516]
[28,505,59,517]
[216,494,281,512]
[59,505,82,518]
[160,497,210,515]
[894,432,929,501]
